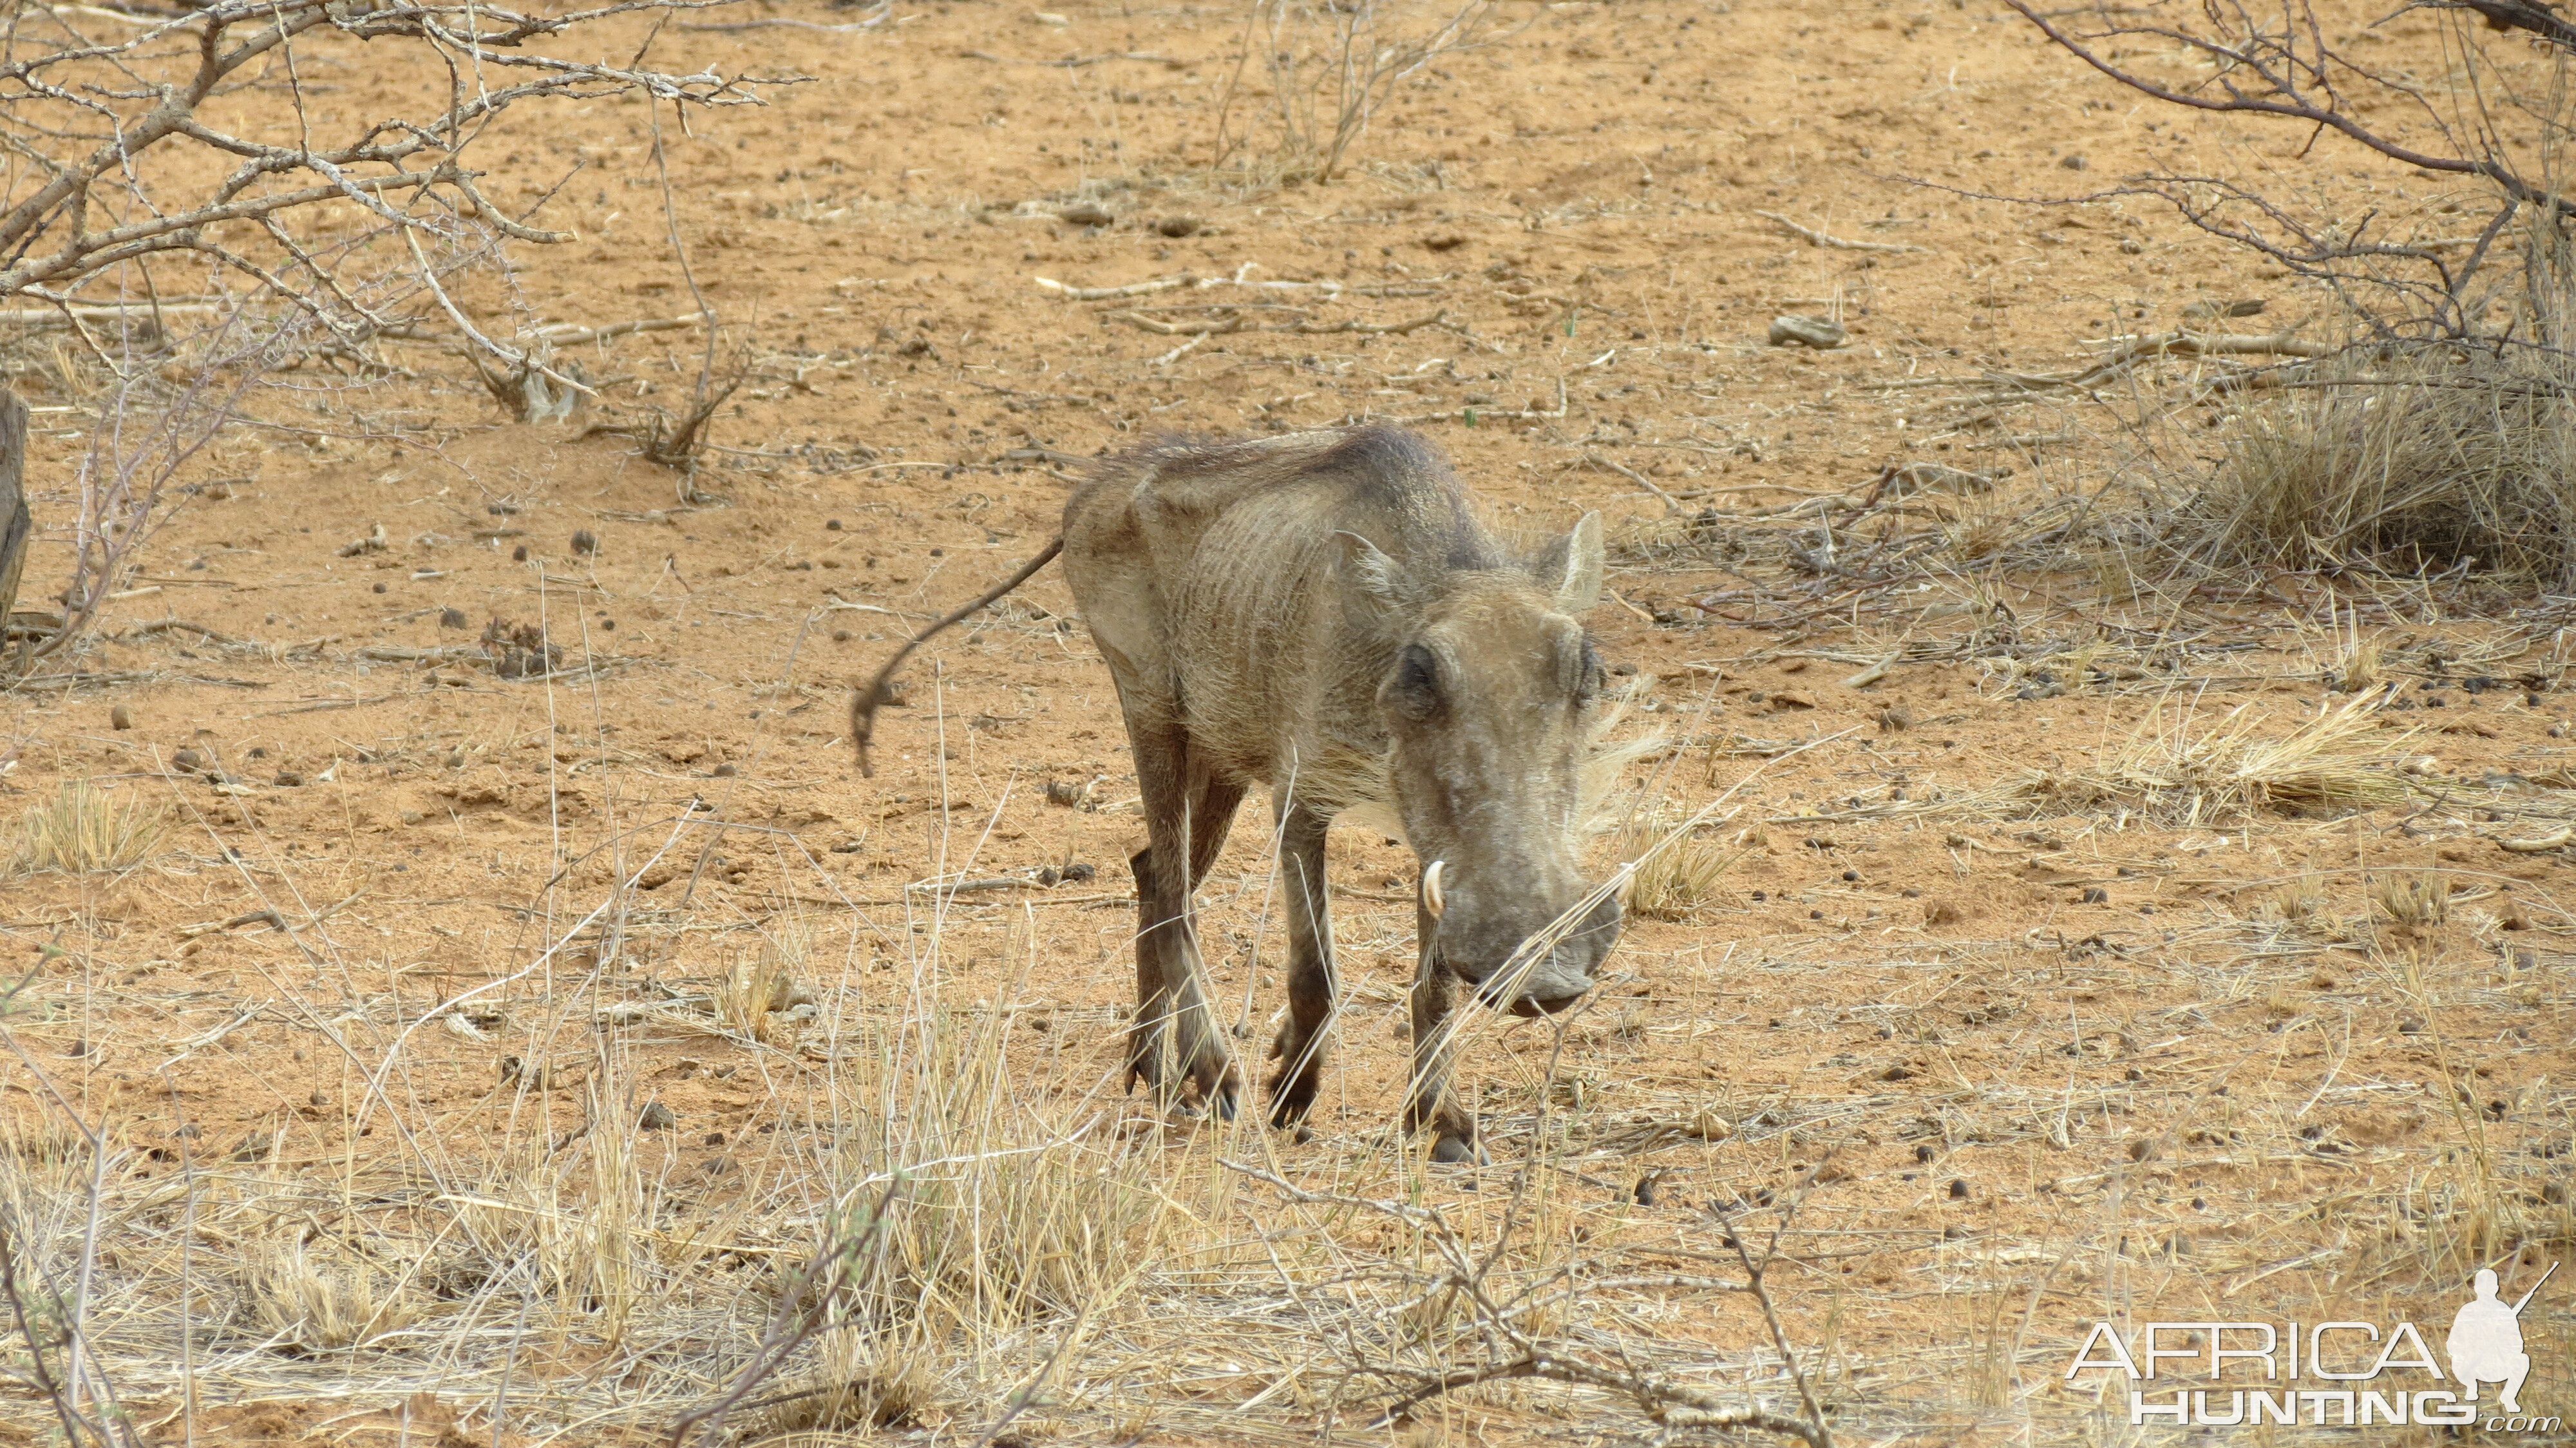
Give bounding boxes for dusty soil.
[1,1,2570,1443]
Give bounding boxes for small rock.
[1422,233,1469,252]
[172,748,205,774]
[2059,153,2088,170]
[1155,215,1202,238]
[638,1101,676,1130]
[274,771,303,787]
[1044,778,1093,808]
[571,529,599,555]
[111,705,133,730]
[439,607,469,629]
[1947,1177,1971,1200]
[710,763,737,777]
[1058,202,1115,227]
[1768,314,1846,348]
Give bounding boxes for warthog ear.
[1531,511,1605,613]
[1332,530,1406,607]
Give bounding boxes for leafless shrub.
[2002,3,2576,593]
[0,0,786,664]
[1211,0,1511,187]
[2004,1,2569,343]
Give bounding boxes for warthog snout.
[1422,862,1622,1016]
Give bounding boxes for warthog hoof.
[1429,1132,1488,1167]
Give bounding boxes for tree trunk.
[0,383,27,638]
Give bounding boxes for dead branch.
[2002,1,2570,218]
[1754,210,1930,254]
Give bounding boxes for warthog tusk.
[1421,860,1446,919]
[2496,828,2572,853]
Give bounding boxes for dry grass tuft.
[2328,631,2382,693]
[1613,821,1742,919]
[2246,873,2328,926]
[2185,343,2576,589]
[714,922,813,1043]
[2013,695,2414,826]
[8,779,163,875]
[242,1237,423,1352]
[2374,871,2449,928]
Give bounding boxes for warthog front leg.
[1406,925,1484,1165]
[1266,799,1337,1129]
[1125,722,1244,1117]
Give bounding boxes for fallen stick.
[1036,274,1199,301]
[1107,309,1244,336]
[1841,654,1899,689]
[1755,209,1930,254]
[531,312,710,347]
[1584,449,1683,515]
[1287,309,1445,335]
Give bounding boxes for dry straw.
[2186,342,2576,589]
[2013,694,2414,826]
[8,779,163,875]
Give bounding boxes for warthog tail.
[850,537,1065,777]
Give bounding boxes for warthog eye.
[1392,643,1441,719]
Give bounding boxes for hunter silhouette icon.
[2448,1263,2554,1415]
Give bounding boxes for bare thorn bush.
[1211,0,1511,187]
[0,0,784,662]
[8,780,163,876]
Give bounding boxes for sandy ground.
[1,0,2570,1443]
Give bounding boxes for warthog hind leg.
[1124,725,1245,1118]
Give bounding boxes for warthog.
[854,425,1624,1161]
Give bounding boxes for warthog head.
[1338,513,1620,1016]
